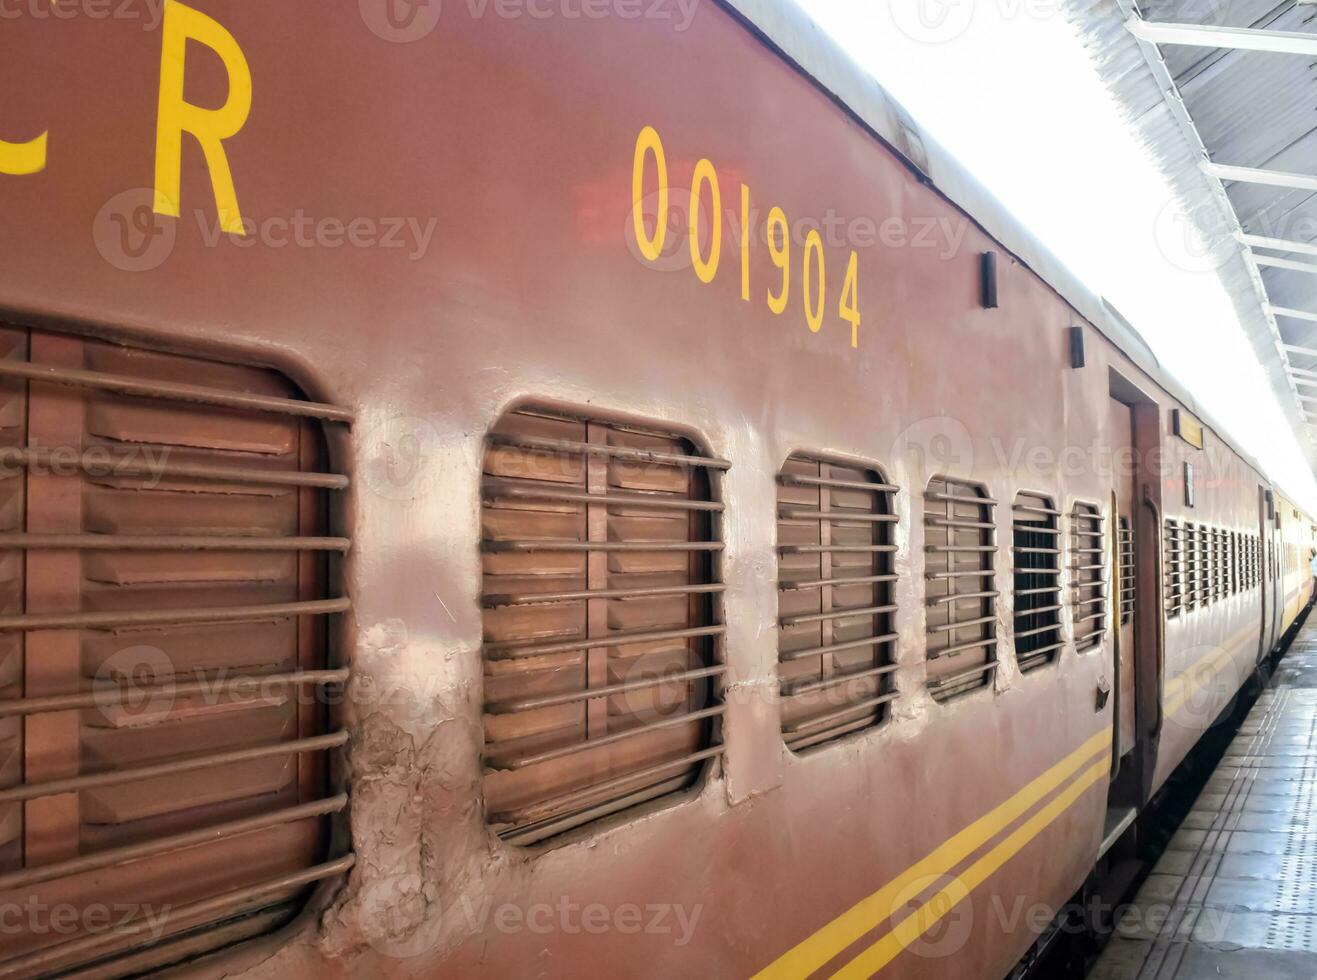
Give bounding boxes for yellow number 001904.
[630,125,861,349]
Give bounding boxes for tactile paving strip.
[1091,624,1317,979]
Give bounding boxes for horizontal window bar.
[780,544,897,555]
[486,705,725,771]
[780,603,896,627]
[1074,629,1106,645]
[927,569,995,580]
[780,633,899,663]
[1013,622,1062,640]
[1013,546,1059,555]
[0,668,349,718]
[781,693,899,736]
[925,544,995,554]
[485,664,725,714]
[928,660,999,690]
[0,447,349,490]
[483,583,725,607]
[929,615,996,634]
[1019,641,1066,658]
[482,480,724,511]
[1015,603,1063,617]
[1011,524,1061,535]
[1017,643,1065,667]
[1014,589,1060,602]
[0,731,348,804]
[485,624,725,660]
[0,533,350,551]
[778,509,897,523]
[486,540,722,554]
[928,590,999,605]
[0,358,353,423]
[779,573,897,590]
[781,662,899,698]
[925,516,996,530]
[0,855,356,980]
[1009,567,1061,576]
[925,491,997,507]
[0,794,347,891]
[0,596,350,632]
[786,713,878,751]
[1013,504,1061,516]
[488,433,729,470]
[490,745,725,827]
[931,636,997,659]
[780,474,898,493]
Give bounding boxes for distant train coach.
[0,0,1312,978]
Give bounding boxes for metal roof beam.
[1127,19,1317,56]
[1252,253,1317,276]
[1283,343,1317,358]
[1268,305,1317,324]
[1239,233,1317,257]
[1204,162,1317,192]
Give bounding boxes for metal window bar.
[1071,504,1106,650]
[0,334,351,979]
[1163,519,1184,618]
[1183,524,1199,612]
[1118,517,1135,625]
[480,409,724,845]
[924,477,997,699]
[775,455,898,749]
[1011,492,1063,671]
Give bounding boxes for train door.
[1259,487,1278,660]
[1107,399,1137,763]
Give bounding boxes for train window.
[924,477,998,701]
[479,407,725,845]
[1213,528,1226,602]
[1164,519,1184,619]
[1070,502,1106,651]
[1010,492,1063,672]
[0,328,350,977]
[1118,517,1134,626]
[1183,524,1199,612]
[1199,526,1212,606]
[775,455,898,751]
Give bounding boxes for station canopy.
[1064,0,1317,473]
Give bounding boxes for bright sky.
[794,0,1317,511]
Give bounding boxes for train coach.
[0,0,1314,977]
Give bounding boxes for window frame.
[1070,500,1107,652]
[477,403,727,848]
[923,476,999,701]
[774,452,900,752]
[1010,490,1064,672]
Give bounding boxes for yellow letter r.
[154,0,252,235]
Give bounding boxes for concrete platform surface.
[1091,620,1317,979]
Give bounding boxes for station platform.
[1092,618,1317,979]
